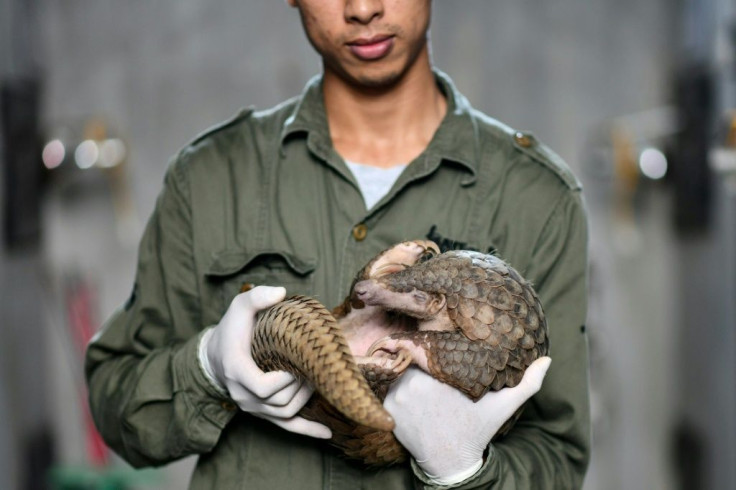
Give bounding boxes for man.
[86,1,590,488]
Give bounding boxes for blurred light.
[98,138,126,168]
[639,147,667,180]
[75,140,99,169]
[42,139,65,169]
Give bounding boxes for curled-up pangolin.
[251,240,548,466]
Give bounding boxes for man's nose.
[345,0,384,25]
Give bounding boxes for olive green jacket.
[86,71,590,489]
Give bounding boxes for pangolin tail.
[252,295,395,432]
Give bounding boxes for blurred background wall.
[1,1,734,489]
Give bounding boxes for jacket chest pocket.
[205,249,318,313]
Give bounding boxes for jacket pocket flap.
[205,249,317,278]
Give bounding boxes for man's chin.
[347,68,406,91]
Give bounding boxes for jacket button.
[221,401,237,412]
[514,132,533,148]
[240,282,255,293]
[352,223,368,241]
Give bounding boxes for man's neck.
[323,49,447,169]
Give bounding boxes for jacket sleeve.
[85,160,237,468]
[412,189,591,489]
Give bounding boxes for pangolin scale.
[252,295,395,432]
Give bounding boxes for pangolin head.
[353,250,548,346]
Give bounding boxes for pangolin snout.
[353,279,378,302]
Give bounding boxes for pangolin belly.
[250,241,548,466]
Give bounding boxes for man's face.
[288,0,432,89]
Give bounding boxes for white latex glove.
[384,357,552,485]
[200,285,331,439]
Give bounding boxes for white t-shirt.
[345,160,408,210]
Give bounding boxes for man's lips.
[347,35,395,61]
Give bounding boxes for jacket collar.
[279,69,479,178]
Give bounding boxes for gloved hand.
[200,285,331,439]
[384,357,552,485]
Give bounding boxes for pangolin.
[251,240,548,466]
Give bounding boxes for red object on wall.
[65,277,109,466]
